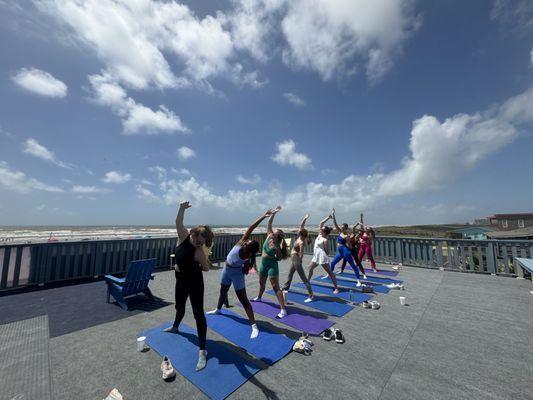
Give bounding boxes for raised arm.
[267,206,282,235]
[331,209,341,232]
[242,209,273,242]
[299,214,310,231]
[318,214,331,230]
[175,201,191,243]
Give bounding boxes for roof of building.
[486,226,533,239]
[490,213,533,219]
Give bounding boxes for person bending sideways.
[207,209,277,339]
[164,201,213,372]
[253,206,290,319]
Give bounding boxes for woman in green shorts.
[252,206,289,318]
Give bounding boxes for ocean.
[0,225,302,244]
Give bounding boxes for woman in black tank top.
[164,201,213,372]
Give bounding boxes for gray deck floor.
[4,256,533,400]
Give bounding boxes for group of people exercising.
[166,201,376,371]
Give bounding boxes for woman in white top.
[307,214,339,294]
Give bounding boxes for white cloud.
[272,139,313,170]
[283,92,305,106]
[140,179,154,185]
[149,166,167,181]
[36,204,46,211]
[89,73,188,134]
[37,0,262,90]
[135,87,533,218]
[11,67,67,98]
[490,0,533,35]
[102,170,131,184]
[135,185,160,202]
[237,174,262,185]
[177,146,196,160]
[0,161,64,193]
[280,0,421,82]
[22,138,72,169]
[531,46,533,65]
[171,168,192,176]
[71,185,107,193]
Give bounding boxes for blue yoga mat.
[313,276,391,294]
[267,289,354,317]
[294,282,373,303]
[337,271,403,285]
[205,309,294,365]
[141,322,261,400]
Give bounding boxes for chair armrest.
[105,275,126,285]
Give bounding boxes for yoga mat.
[322,272,402,285]
[294,282,373,303]
[351,266,399,276]
[313,276,391,294]
[205,309,294,365]
[242,297,333,336]
[267,289,354,317]
[141,322,261,400]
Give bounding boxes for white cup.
[137,336,146,352]
[399,296,406,306]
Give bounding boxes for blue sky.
[0,0,532,226]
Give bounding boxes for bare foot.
[333,289,339,294]
[164,326,179,333]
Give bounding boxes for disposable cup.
[399,296,406,306]
[137,336,146,352]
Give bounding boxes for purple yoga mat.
[239,298,334,336]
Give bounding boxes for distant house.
[448,226,491,240]
[486,227,533,240]
[488,213,533,231]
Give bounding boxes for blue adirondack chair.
[105,258,157,310]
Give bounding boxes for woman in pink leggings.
[359,226,378,273]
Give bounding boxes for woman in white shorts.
[307,213,339,294]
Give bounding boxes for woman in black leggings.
[164,201,213,371]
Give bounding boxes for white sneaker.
[161,356,176,380]
[252,296,261,301]
[304,296,313,303]
[250,323,259,339]
[320,275,328,280]
[206,309,220,315]
[276,309,287,319]
[362,274,368,280]
[334,270,341,275]
[356,280,362,287]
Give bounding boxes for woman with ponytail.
[253,206,290,318]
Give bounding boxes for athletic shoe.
[276,309,287,319]
[333,329,345,344]
[250,323,259,339]
[304,296,313,303]
[372,268,378,273]
[356,280,362,287]
[160,356,176,380]
[322,328,334,341]
[362,300,372,309]
[362,274,368,280]
[320,275,328,280]
[333,288,339,294]
[206,309,221,315]
[299,337,314,347]
[196,350,207,372]
[334,270,341,275]
[370,300,381,310]
[252,296,261,301]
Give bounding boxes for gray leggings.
[282,258,312,293]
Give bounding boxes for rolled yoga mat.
[241,297,334,336]
[293,282,373,303]
[205,308,295,365]
[141,321,261,400]
[266,289,354,317]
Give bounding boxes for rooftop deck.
[1,256,532,400]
